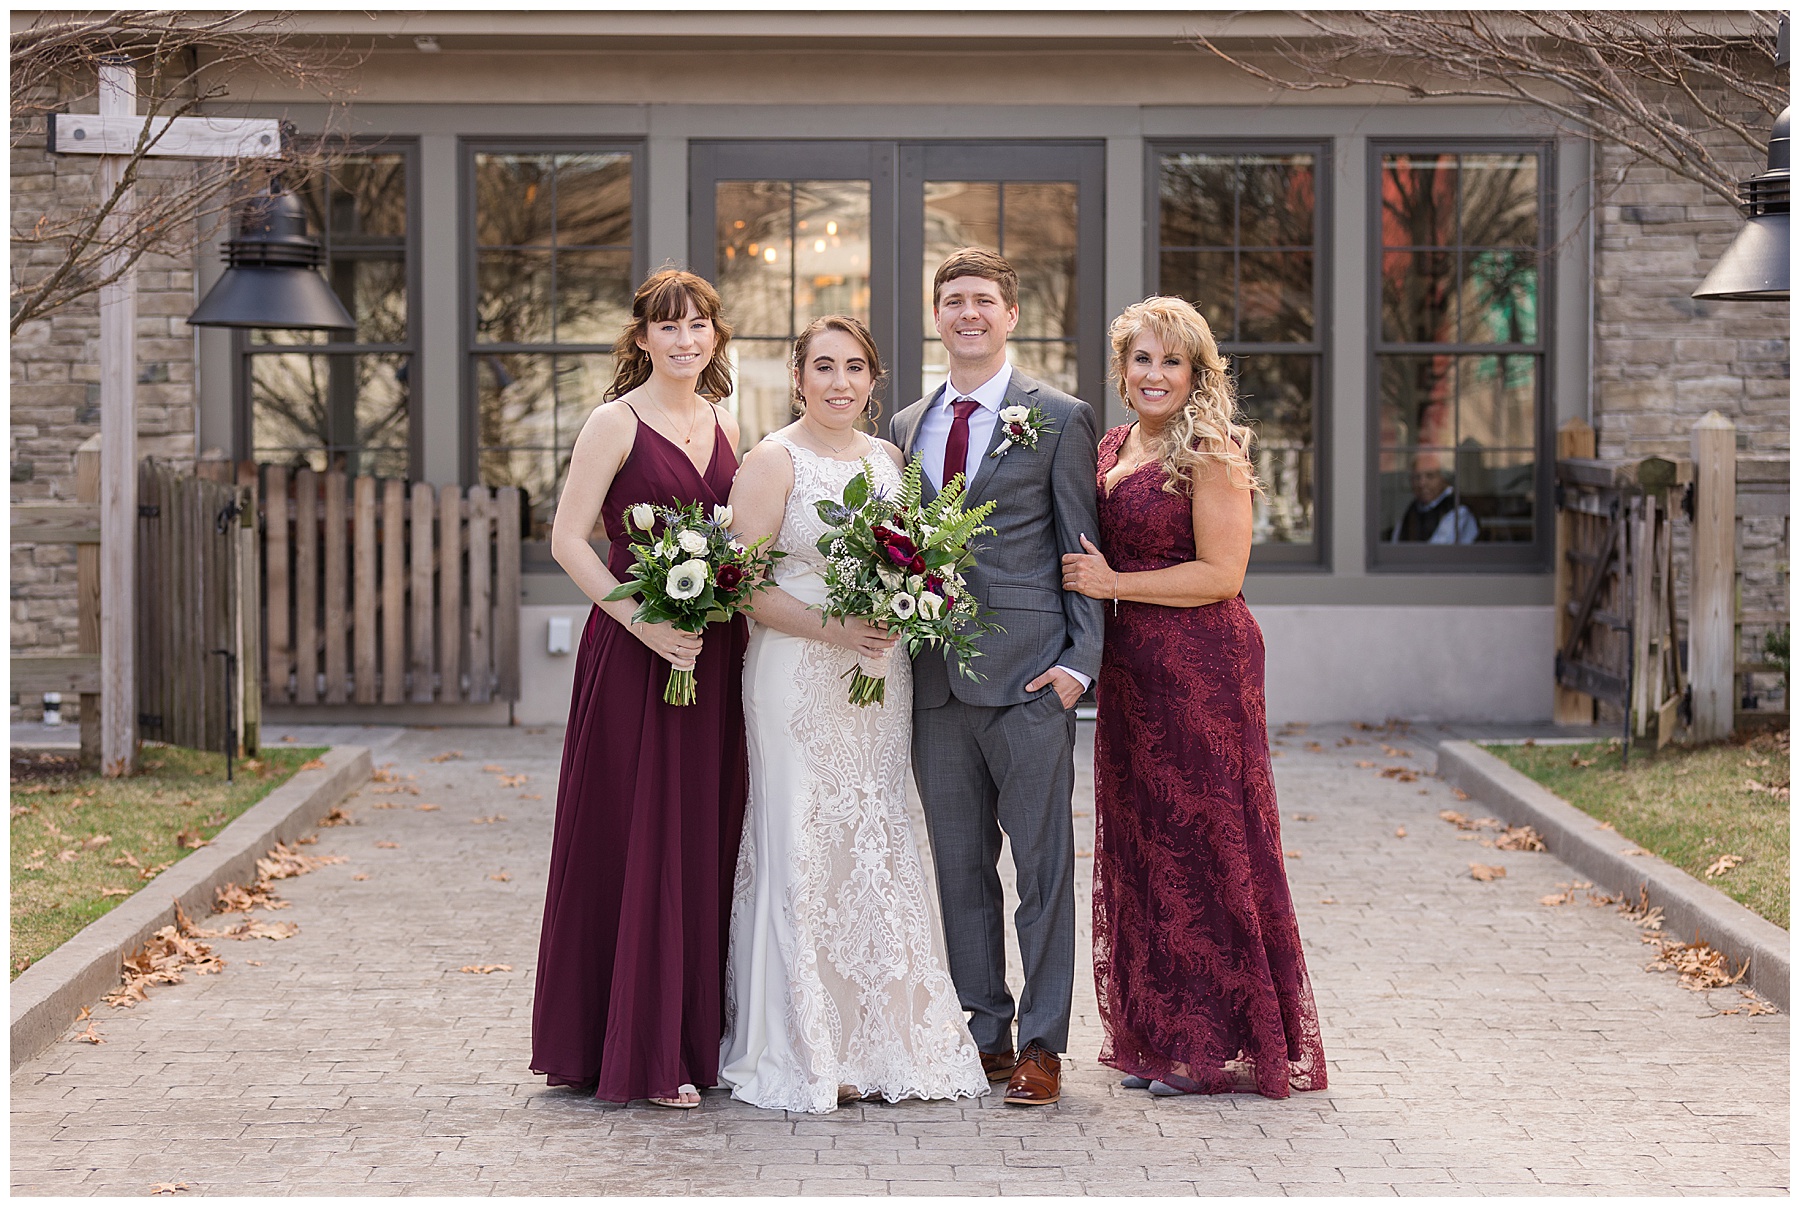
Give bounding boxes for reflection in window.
[1377,150,1543,548]
[471,150,635,537]
[716,179,871,449]
[248,149,411,477]
[922,180,1077,400]
[1157,150,1319,550]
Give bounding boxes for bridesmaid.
[531,268,748,1109]
[1060,295,1327,1099]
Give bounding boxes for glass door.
[691,140,1103,450]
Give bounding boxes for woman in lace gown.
[1062,296,1327,1099]
[719,315,989,1113]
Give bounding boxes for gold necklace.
[654,397,706,445]
[801,419,858,457]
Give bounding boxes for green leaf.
[602,579,642,603]
[843,471,869,511]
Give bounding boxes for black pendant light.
[1693,18,1790,302]
[187,183,355,329]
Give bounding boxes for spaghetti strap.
[623,402,642,423]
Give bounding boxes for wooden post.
[75,436,102,770]
[1553,417,1596,724]
[96,59,137,776]
[1690,411,1737,741]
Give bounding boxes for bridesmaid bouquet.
[813,458,997,706]
[604,501,782,706]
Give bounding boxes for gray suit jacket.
[891,370,1105,710]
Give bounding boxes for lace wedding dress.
[719,434,988,1114]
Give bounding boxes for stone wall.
[10,105,202,720]
[1593,133,1790,712]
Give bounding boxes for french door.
[690,140,1105,449]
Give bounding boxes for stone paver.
[10,720,1788,1195]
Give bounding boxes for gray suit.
[891,370,1103,1056]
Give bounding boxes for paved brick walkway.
[11,721,1788,1195]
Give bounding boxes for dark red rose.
[1009,422,1026,436]
[714,562,745,592]
[892,513,907,528]
[871,523,897,543]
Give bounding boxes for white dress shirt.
[911,361,1091,694]
[914,363,1012,492]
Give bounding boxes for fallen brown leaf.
[1292,813,1317,822]
[1619,846,1651,857]
[1318,897,1337,904]
[460,964,513,974]
[498,774,529,788]
[1283,849,1301,859]
[1452,788,1470,801]
[519,793,544,800]
[148,1182,190,1195]
[352,873,369,881]
[1354,760,1376,769]
[1643,935,1748,991]
[80,834,111,849]
[22,859,45,871]
[174,829,209,850]
[298,758,326,771]
[482,764,507,773]
[1379,766,1417,782]
[428,750,464,763]
[1468,862,1506,882]
[1394,826,1407,838]
[416,803,441,811]
[1704,853,1745,878]
[471,815,507,825]
[105,902,225,1008]
[1304,742,1324,753]
[317,806,356,827]
[369,783,421,795]
[56,849,78,862]
[488,871,512,882]
[257,843,346,882]
[99,888,132,898]
[1492,825,1547,852]
[375,841,400,849]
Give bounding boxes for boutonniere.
[991,404,1055,458]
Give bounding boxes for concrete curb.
[1436,740,1789,1011]
[9,745,371,1072]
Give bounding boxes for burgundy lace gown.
[531,412,748,1103]
[1090,424,1326,1098]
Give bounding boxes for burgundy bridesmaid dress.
[531,409,748,1103]
[1090,424,1327,1098]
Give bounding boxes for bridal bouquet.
[604,501,781,705]
[813,458,998,706]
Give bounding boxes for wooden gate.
[1554,455,1689,757]
[135,459,262,756]
[259,467,521,706]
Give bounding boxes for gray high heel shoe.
[1120,1076,1152,1090]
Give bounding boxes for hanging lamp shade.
[1694,21,1789,302]
[187,186,356,329]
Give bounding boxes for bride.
[719,315,988,1113]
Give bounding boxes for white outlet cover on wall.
[547,615,573,655]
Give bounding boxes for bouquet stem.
[844,665,887,707]
[664,667,697,707]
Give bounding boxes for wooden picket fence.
[258,467,521,706]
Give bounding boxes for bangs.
[639,275,720,324]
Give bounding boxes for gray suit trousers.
[913,691,1077,1055]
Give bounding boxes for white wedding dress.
[719,434,988,1114]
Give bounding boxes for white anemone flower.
[665,559,708,601]
[917,591,945,620]
[675,528,709,555]
[906,574,925,594]
[629,503,656,531]
[999,405,1030,424]
[889,592,918,620]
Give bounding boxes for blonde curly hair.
[1108,296,1259,496]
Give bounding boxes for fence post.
[1553,418,1596,724]
[75,435,102,770]
[1689,411,1737,741]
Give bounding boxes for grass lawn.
[1486,731,1789,930]
[10,743,327,978]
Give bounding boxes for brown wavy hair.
[1108,296,1260,496]
[790,314,887,422]
[605,268,735,402]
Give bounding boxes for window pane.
[1239,251,1313,343]
[1158,154,1235,247]
[474,153,555,247]
[1459,448,1536,543]
[793,181,872,328]
[1379,447,1474,543]
[1378,354,1455,449]
[327,154,407,239]
[332,258,406,345]
[723,339,794,453]
[1380,249,1454,343]
[555,249,633,345]
[1008,342,1077,398]
[1381,153,1457,248]
[1459,249,1538,344]
[476,250,552,345]
[477,353,554,452]
[924,181,999,322]
[552,355,610,454]
[554,153,633,247]
[1157,250,1236,341]
[1461,154,1538,247]
[1236,354,1314,546]
[250,352,409,478]
[479,446,559,540]
[1455,355,1537,450]
[717,181,794,339]
[1239,154,1315,248]
[1004,182,1078,341]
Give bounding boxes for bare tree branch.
[1193,11,1784,209]
[10,11,365,333]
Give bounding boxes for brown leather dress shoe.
[1003,1041,1061,1106]
[979,1049,1016,1082]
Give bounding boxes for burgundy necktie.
[941,397,980,489]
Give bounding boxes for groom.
[892,247,1103,1106]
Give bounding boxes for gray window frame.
[1366,138,1555,573]
[234,136,422,476]
[460,136,647,565]
[689,139,1106,428]
[1146,138,1332,569]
